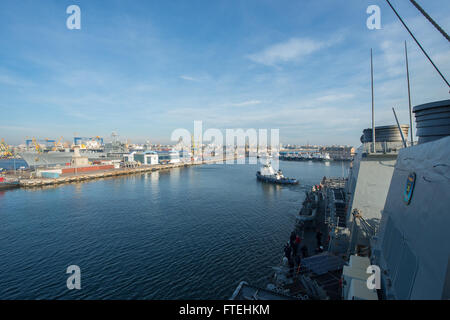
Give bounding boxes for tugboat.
[0,176,20,190]
[256,161,298,185]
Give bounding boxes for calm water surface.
[0,160,349,299]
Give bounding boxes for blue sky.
[1,0,449,146]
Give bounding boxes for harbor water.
[0,160,349,299]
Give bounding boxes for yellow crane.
[0,139,13,158]
[31,138,43,153]
[52,136,64,151]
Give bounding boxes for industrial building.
[123,151,159,165]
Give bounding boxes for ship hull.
[19,151,109,167]
[0,177,19,190]
[0,181,20,190]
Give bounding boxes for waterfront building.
[124,151,159,165]
[135,152,159,165]
[155,150,181,164]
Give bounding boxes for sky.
[0,0,449,146]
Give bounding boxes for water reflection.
[74,183,82,195]
[259,182,283,197]
[150,171,160,185]
[169,168,181,184]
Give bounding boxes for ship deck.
[265,177,348,300]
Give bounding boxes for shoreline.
[6,156,243,190]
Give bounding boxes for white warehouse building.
[124,151,158,165]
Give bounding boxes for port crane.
[31,138,44,153]
[73,136,104,149]
[25,138,56,152]
[52,136,65,151]
[0,139,13,158]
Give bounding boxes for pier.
[6,156,241,189]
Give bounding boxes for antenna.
[392,107,407,148]
[371,49,376,153]
[405,41,414,146]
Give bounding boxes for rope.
[385,0,450,88]
[409,0,450,42]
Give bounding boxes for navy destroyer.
[233,100,449,300]
[232,0,450,298]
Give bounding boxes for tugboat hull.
[256,172,299,185]
[0,177,20,190]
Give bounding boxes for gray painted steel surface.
[413,99,450,144]
[361,125,409,143]
[374,136,450,299]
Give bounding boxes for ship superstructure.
[232,100,449,300]
[18,134,129,168]
[368,100,450,299]
[230,0,450,300]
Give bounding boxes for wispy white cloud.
[179,75,200,82]
[0,74,19,86]
[228,100,262,107]
[0,71,35,87]
[316,93,354,102]
[247,37,335,66]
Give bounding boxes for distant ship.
[18,138,129,168]
[18,149,109,167]
[279,152,331,161]
[0,176,19,190]
[256,162,298,185]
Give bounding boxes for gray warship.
[231,100,450,300]
[231,1,450,299]
[19,139,128,168]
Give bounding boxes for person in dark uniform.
[294,254,301,274]
[316,229,323,248]
[284,242,291,260]
[288,256,295,277]
[292,235,300,256]
[289,231,296,248]
[301,245,308,258]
